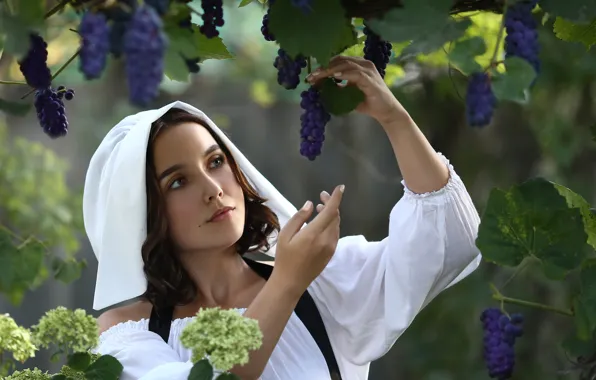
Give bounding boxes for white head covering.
[83,101,298,311]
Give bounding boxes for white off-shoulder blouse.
[93,153,482,380]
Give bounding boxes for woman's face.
[151,121,246,254]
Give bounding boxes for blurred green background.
[1,1,596,379]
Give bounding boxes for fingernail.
[339,184,345,193]
[312,68,321,76]
[333,72,342,77]
[321,190,330,197]
[302,200,312,210]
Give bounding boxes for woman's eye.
[210,155,225,169]
[169,178,184,189]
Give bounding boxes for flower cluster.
[0,314,37,363]
[30,306,99,353]
[180,307,263,372]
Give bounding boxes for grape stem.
[187,5,204,17]
[490,283,574,316]
[20,48,81,100]
[487,0,508,70]
[0,80,27,85]
[45,0,71,19]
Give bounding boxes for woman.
[84,56,482,380]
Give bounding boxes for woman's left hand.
[306,56,408,125]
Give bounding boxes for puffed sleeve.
[308,153,482,365]
[92,323,193,380]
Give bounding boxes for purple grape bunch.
[79,11,110,80]
[465,72,497,128]
[274,49,307,90]
[34,86,75,139]
[504,0,540,75]
[200,0,224,38]
[363,26,392,79]
[481,308,524,379]
[123,5,167,106]
[299,87,330,160]
[261,0,275,41]
[18,34,52,89]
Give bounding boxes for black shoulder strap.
[148,303,174,343]
[243,259,342,379]
[148,258,342,379]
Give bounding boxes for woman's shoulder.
[97,300,153,334]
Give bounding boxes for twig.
[44,0,71,19]
[488,0,508,69]
[0,80,27,85]
[490,283,574,316]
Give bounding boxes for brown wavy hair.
[141,108,280,309]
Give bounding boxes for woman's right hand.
[271,184,345,297]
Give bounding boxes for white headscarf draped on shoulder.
[83,101,297,311]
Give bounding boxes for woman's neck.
[177,247,264,310]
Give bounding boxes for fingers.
[307,185,345,231]
[280,200,313,242]
[316,190,331,213]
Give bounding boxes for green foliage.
[268,0,357,66]
[553,17,596,48]
[0,123,85,305]
[476,178,589,276]
[476,177,596,373]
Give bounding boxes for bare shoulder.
[97,300,153,334]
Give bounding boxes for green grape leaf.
[562,333,596,357]
[238,0,255,6]
[0,98,32,116]
[491,57,537,103]
[319,79,365,116]
[268,0,357,66]
[400,19,472,59]
[162,13,232,82]
[539,0,596,24]
[84,355,123,380]
[164,48,191,82]
[0,231,46,305]
[0,0,45,57]
[574,259,596,340]
[52,257,87,284]
[448,36,487,75]
[553,17,596,48]
[188,359,214,380]
[476,178,589,277]
[366,0,453,43]
[553,183,596,251]
[67,352,92,372]
[51,375,67,380]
